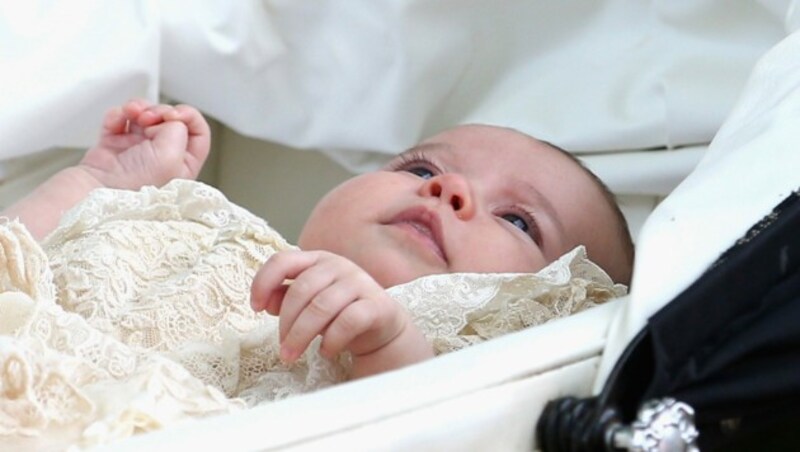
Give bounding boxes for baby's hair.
[541,140,635,286]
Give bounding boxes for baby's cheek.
[473,243,548,274]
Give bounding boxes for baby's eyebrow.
[401,141,452,156]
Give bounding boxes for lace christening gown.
[0,180,625,449]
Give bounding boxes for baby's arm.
[1,99,210,240]
[250,250,435,379]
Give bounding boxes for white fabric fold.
[1,1,789,176]
[0,1,160,161]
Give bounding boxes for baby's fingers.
[145,121,189,166]
[317,300,376,359]
[280,281,358,362]
[170,104,211,170]
[102,106,128,135]
[136,104,179,127]
[276,258,340,342]
[250,250,318,313]
[261,284,288,317]
[102,98,152,136]
[168,105,210,138]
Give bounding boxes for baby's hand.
[79,99,211,190]
[250,250,434,378]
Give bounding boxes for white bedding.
[1,1,791,175]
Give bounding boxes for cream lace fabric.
[0,180,625,450]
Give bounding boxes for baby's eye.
[501,213,529,233]
[499,210,543,246]
[406,166,435,180]
[385,149,440,179]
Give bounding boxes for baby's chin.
[366,262,439,289]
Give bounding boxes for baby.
[3,99,633,379]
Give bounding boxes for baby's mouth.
[387,208,448,264]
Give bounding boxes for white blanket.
[1,1,791,179]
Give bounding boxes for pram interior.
[1,2,799,450]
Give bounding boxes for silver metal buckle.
[608,397,700,452]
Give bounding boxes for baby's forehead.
[415,125,566,167]
[424,124,547,149]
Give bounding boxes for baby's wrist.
[71,163,118,193]
[1,165,109,240]
[350,322,434,379]
[66,165,108,191]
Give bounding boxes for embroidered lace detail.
[391,248,626,354]
[0,217,241,450]
[0,180,625,449]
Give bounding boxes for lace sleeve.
[39,180,349,409]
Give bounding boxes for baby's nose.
[420,174,475,219]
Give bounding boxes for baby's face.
[298,125,623,287]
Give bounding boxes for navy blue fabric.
[643,190,800,449]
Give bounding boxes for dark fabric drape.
[538,189,800,451]
[644,189,800,449]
